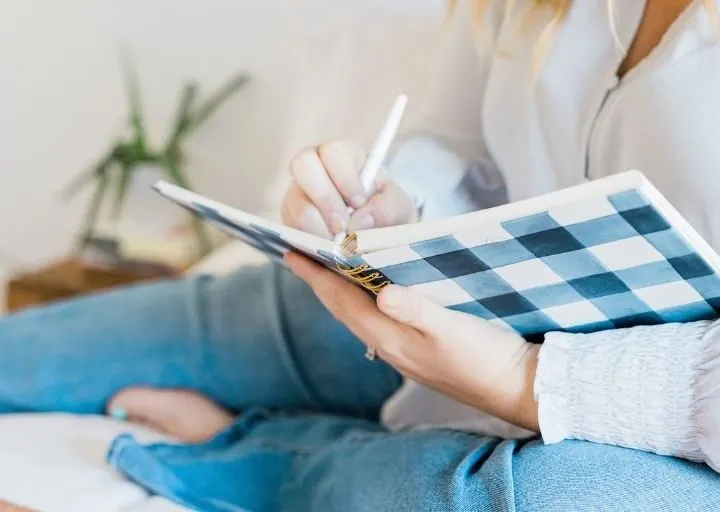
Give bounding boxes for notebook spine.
[335,262,390,295]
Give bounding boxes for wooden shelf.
[5,259,177,313]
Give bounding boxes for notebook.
[154,170,720,341]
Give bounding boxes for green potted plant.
[64,60,249,269]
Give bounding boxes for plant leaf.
[164,156,212,254]
[187,72,249,133]
[144,152,165,165]
[165,82,198,152]
[112,158,134,219]
[162,155,191,188]
[78,167,110,243]
[61,145,118,201]
[121,54,149,156]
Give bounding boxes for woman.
[4,0,720,510]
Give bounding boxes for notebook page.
[351,170,647,256]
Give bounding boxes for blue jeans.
[1,263,719,511]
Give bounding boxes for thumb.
[377,285,456,335]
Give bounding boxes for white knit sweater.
[381,0,720,471]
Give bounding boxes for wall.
[0,0,444,276]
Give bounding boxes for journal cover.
[155,172,720,340]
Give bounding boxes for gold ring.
[365,347,377,361]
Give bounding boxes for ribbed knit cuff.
[534,321,713,461]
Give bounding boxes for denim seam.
[109,434,251,512]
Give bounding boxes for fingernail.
[381,285,405,309]
[110,407,128,421]
[350,195,367,208]
[350,214,375,231]
[329,212,346,234]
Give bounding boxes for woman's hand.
[282,139,419,238]
[287,253,540,432]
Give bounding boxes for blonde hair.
[448,0,571,23]
[447,0,575,78]
[451,0,718,76]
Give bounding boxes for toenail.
[110,407,128,421]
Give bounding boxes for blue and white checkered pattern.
[349,190,720,340]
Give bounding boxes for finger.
[348,180,416,231]
[378,285,510,343]
[287,253,401,344]
[289,148,348,234]
[317,140,368,208]
[281,185,332,238]
[377,285,459,336]
[285,251,326,287]
[287,253,376,323]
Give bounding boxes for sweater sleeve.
[534,320,720,471]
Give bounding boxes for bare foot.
[107,387,234,443]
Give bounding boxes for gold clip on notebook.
[155,171,720,339]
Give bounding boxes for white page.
[352,170,648,255]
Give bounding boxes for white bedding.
[0,413,186,511]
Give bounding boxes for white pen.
[334,93,409,245]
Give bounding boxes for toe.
[107,387,158,423]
